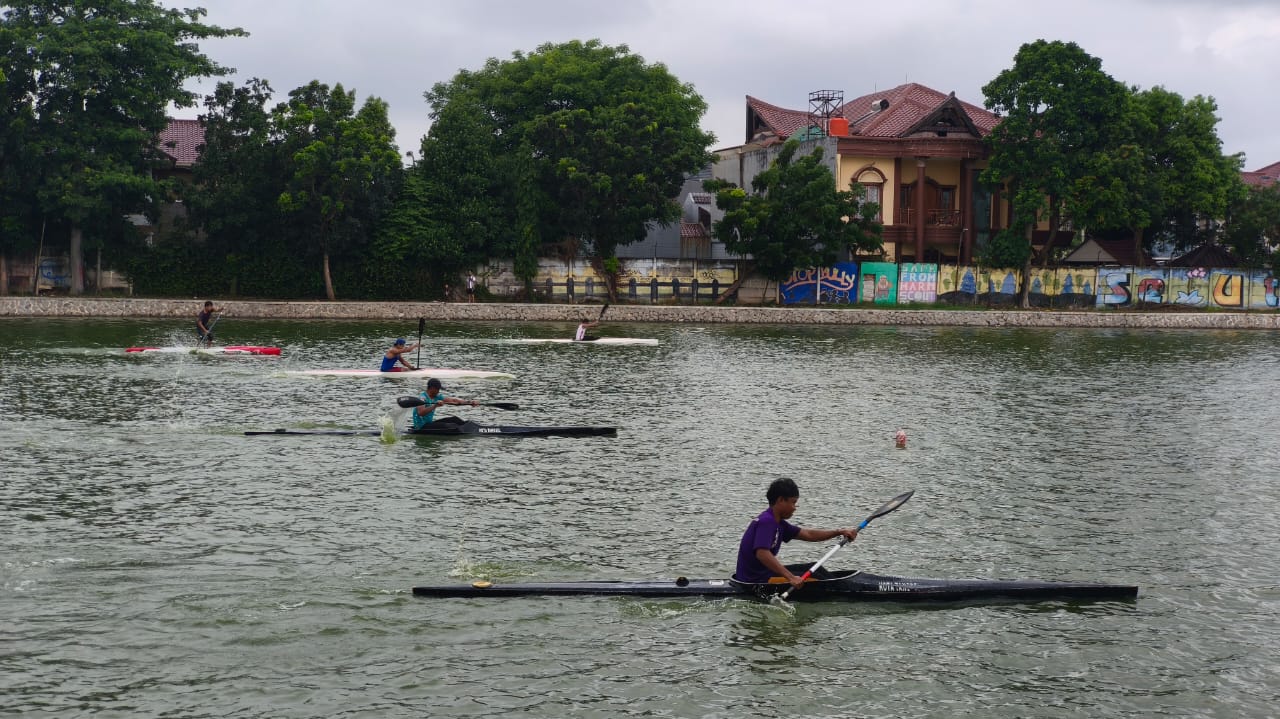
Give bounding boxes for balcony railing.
[896,208,961,227]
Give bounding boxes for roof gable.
[745,83,999,143]
[1063,238,1153,266]
[1244,160,1279,188]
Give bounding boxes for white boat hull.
[286,368,515,379]
[506,338,658,346]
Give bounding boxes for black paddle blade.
[397,396,425,408]
[485,402,519,411]
[598,302,609,320]
[866,491,914,522]
[417,317,425,335]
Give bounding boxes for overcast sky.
[168,0,1280,169]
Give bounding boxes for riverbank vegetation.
[2,7,1275,304]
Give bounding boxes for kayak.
[286,368,514,379]
[506,338,659,346]
[245,420,616,438]
[411,565,1137,604]
[126,345,281,356]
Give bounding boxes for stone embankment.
[3,296,1280,329]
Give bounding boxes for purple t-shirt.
[734,508,800,583]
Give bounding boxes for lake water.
[2,317,1279,718]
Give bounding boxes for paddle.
[396,396,519,411]
[777,490,914,602]
[415,317,425,369]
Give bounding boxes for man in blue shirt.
[734,478,860,587]
[380,338,420,372]
[412,378,478,429]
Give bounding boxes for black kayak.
[412,565,1137,604]
[245,420,616,438]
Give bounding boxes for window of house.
[857,183,883,221]
[937,186,955,209]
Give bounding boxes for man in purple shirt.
[734,478,860,588]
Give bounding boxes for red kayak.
[125,345,281,356]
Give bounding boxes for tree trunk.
[713,262,755,306]
[588,255,618,302]
[1019,224,1034,309]
[323,252,336,300]
[70,226,85,295]
[95,247,102,295]
[0,253,8,296]
[1133,226,1146,268]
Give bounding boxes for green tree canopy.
[981,40,1128,304]
[706,140,883,282]
[0,1,244,293]
[423,39,715,295]
[1222,184,1280,270]
[274,81,402,300]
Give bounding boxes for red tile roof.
[679,221,708,238]
[158,118,205,168]
[746,83,999,143]
[1243,160,1279,188]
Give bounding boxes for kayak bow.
[411,564,1137,604]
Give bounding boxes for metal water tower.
[808,90,844,137]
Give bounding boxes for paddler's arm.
[797,527,859,543]
[755,548,803,588]
[441,397,479,407]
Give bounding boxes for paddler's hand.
[786,573,805,589]
[839,528,859,543]
[470,400,478,407]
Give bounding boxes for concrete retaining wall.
[3,296,1280,329]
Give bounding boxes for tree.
[706,140,883,282]
[1222,184,1280,270]
[0,1,244,294]
[1078,87,1243,262]
[274,81,402,300]
[424,39,714,298]
[185,78,290,295]
[982,40,1129,307]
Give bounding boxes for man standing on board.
[380,338,420,372]
[196,300,222,347]
[734,478,860,588]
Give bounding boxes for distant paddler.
[196,300,223,347]
[574,302,609,341]
[380,338,421,372]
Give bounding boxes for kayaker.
[196,300,223,347]
[380,338,420,372]
[574,317,600,342]
[413,378,479,429]
[734,478,860,589]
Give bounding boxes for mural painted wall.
[478,255,1279,310]
[780,263,859,305]
[859,262,898,305]
[897,263,938,304]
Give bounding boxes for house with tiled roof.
[716,83,1043,265]
[1242,161,1279,189]
[1062,238,1153,267]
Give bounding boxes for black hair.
[203,300,214,307]
[766,478,799,504]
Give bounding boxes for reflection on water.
[3,317,1280,717]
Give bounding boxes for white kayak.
[126,345,282,356]
[505,338,659,346]
[286,368,515,380]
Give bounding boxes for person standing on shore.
[466,272,477,303]
[196,300,223,347]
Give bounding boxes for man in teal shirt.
[413,378,478,429]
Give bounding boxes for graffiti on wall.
[897,263,938,304]
[780,263,858,304]
[860,262,897,304]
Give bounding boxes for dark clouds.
[172,0,1280,167]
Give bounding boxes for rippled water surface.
[3,317,1279,718]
